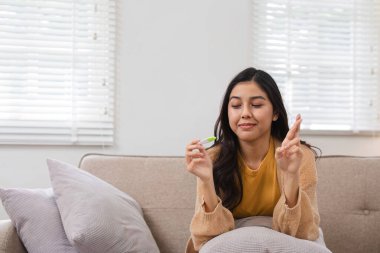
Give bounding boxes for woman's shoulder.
[300,143,317,162]
[299,144,318,185]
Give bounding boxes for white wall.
[1,0,380,219]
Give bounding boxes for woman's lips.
[238,123,256,129]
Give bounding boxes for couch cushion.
[317,156,380,253]
[79,154,196,253]
[47,158,159,253]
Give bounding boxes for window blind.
[251,0,380,133]
[0,0,116,145]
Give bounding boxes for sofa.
[0,154,379,253]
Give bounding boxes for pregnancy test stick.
[192,136,216,154]
[199,136,216,145]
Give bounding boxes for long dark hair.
[211,67,299,210]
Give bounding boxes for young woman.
[185,67,320,252]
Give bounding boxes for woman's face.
[228,81,277,143]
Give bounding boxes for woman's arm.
[185,140,219,212]
[185,143,234,251]
[273,115,320,240]
[273,146,320,240]
[189,178,235,251]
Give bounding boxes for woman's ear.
[273,113,279,121]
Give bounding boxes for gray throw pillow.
[0,188,78,253]
[200,226,331,253]
[47,158,159,253]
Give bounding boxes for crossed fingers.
[278,114,302,157]
[286,114,301,140]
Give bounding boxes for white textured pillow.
[47,158,159,253]
[0,188,78,253]
[200,226,331,253]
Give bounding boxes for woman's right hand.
[185,139,213,182]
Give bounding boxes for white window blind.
[251,0,380,134]
[0,0,116,145]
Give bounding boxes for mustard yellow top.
[232,137,281,218]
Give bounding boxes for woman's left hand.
[275,114,303,175]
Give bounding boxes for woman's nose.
[241,105,251,118]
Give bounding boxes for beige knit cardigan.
[185,141,320,253]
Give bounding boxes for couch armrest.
[0,220,26,253]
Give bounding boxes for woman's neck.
[239,134,272,170]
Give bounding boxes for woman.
[185,67,320,252]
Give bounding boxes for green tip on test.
[199,136,216,145]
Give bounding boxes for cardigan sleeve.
[272,145,320,240]
[186,146,235,252]
[188,178,235,251]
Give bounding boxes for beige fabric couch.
[0,154,379,253]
